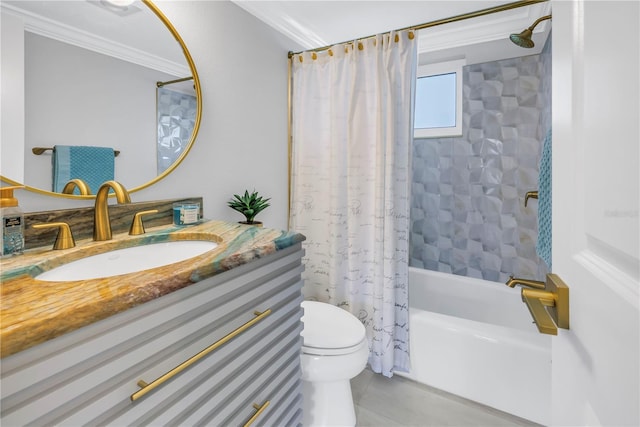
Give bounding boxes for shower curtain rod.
[286,0,548,227]
[156,76,193,87]
[288,0,547,57]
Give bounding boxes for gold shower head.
[509,14,552,48]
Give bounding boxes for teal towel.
[536,129,552,269]
[52,145,115,194]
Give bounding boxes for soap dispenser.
[1,186,25,256]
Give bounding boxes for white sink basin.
[36,240,218,281]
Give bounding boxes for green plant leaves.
[227,190,270,223]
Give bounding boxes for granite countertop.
[0,220,305,358]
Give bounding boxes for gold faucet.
[505,275,546,290]
[93,180,131,241]
[61,178,91,195]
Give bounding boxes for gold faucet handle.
[129,210,159,236]
[32,222,76,250]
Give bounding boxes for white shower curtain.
[289,31,416,377]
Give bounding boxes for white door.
[552,1,639,425]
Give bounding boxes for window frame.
[414,59,465,138]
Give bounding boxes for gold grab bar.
[32,147,120,157]
[243,401,271,427]
[131,309,272,401]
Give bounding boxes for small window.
[414,59,465,138]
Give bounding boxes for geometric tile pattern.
[156,87,197,175]
[410,49,552,283]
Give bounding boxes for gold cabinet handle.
[243,401,270,427]
[131,309,272,401]
[32,222,76,250]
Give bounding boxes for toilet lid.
[301,301,366,354]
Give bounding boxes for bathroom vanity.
[0,220,305,426]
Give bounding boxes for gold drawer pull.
[131,309,272,401]
[243,401,270,427]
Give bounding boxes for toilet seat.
[301,301,366,356]
[302,338,367,356]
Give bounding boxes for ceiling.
[1,0,552,69]
[231,0,552,64]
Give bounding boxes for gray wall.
[410,38,552,283]
[7,1,301,232]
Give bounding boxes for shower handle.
[524,191,539,207]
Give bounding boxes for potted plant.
[227,190,271,226]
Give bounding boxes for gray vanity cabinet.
[0,244,304,426]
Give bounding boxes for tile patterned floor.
[351,369,542,427]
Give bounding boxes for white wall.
[1,12,25,182]
[24,33,165,191]
[5,1,302,232]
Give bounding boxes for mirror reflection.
[156,77,197,175]
[0,0,199,196]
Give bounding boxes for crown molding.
[232,0,552,64]
[231,1,331,49]
[1,2,190,77]
[417,3,551,54]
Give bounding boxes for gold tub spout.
[524,190,538,207]
[93,180,131,241]
[505,276,546,289]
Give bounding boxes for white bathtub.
[397,267,551,425]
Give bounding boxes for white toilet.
[300,301,369,427]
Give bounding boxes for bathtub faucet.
[505,276,546,290]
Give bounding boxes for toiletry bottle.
[1,186,25,256]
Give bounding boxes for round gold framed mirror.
[0,0,201,199]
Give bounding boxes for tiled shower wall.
[410,39,552,283]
